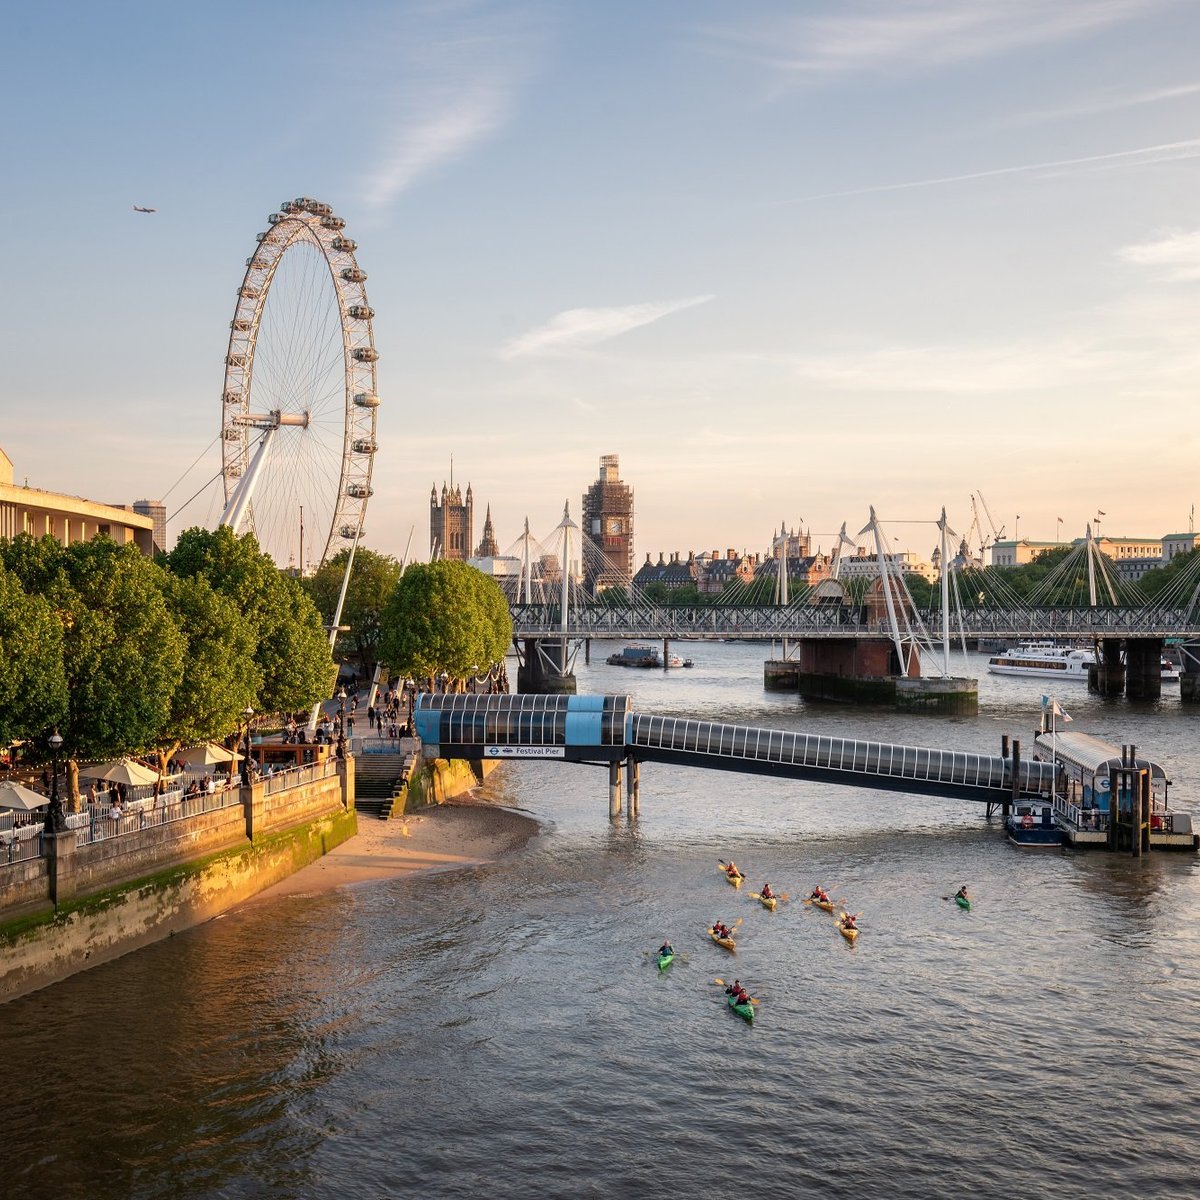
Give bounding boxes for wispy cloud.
[708,1,1157,78]
[1119,229,1200,281]
[500,295,716,359]
[780,137,1200,205]
[360,5,540,209]
[1006,81,1200,127]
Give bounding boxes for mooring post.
[1141,770,1152,853]
[1132,767,1144,858]
[608,760,622,819]
[1006,738,1019,821]
[585,638,591,665]
[626,755,640,819]
[1110,747,1125,852]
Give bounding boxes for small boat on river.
[606,645,661,668]
[726,993,755,1023]
[1006,799,1064,848]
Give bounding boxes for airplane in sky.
[132,205,156,213]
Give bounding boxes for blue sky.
[3,0,1199,566]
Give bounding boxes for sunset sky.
[2,1,1198,565]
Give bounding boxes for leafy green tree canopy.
[379,561,512,686]
[166,526,334,713]
[0,559,68,746]
[303,547,402,670]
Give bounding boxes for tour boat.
[987,642,1179,681]
[1005,799,1065,848]
[606,645,661,668]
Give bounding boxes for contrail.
[784,137,1200,205]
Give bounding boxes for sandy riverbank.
[252,797,542,902]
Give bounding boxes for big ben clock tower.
[581,454,634,594]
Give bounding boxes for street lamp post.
[44,728,65,834]
[336,687,347,759]
[241,706,254,785]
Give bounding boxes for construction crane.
[974,491,1005,556]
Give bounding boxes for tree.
[2,535,185,806]
[379,561,512,689]
[0,560,68,747]
[166,526,334,715]
[302,547,402,672]
[150,573,259,775]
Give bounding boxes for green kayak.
[657,951,675,971]
[955,895,971,910]
[727,994,755,1023]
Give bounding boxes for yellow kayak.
[719,867,744,888]
[836,915,859,944]
[752,892,777,911]
[809,897,834,913]
[708,927,737,951]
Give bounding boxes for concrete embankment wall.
[0,765,356,1004]
[397,754,497,813]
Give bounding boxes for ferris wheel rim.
[219,198,379,571]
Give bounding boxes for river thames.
[7,644,1200,1198]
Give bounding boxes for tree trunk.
[67,758,81,813]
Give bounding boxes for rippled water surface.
[7,646,1200,1198]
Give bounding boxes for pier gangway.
[413,693,1056,806]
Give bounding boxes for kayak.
[657,951,675,971]
[753,893,777,911]
[723,870,744,889]
[836,917,859,944]
[708,927,737,952]
[810,898,834,913]
[955,895,971,911]
[727,994,755,1023]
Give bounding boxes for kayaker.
[810,885,829,902]
[760,883,774,900]
[725,979,741,996]
[712,922,729,939]
[725,862,741,878]
[842,913,858,931]
[956,885,970,902]
[659,941,674,957]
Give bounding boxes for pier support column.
[626,755,640,819]
[663,638,670,670]
[1006,739,1019,822]
[1125,638,1162,701]
[1089,638,1125,696]
[585,638,590,665]
[608,760,622,819]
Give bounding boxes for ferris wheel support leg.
[220,426,278,534]
[308,533,363,730]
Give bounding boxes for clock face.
[607,518,623,535]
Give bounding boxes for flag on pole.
[1041,694,1072,723]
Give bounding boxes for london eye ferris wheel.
[218,197,379,575]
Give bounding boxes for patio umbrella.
[77,758,160,786]
[175,742,242,766]
[0,781,50,812]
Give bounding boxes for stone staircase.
[352,741,418,820]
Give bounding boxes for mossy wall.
[0,805,357,1005]
[396,755,497,814]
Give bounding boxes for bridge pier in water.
[769,638,978,715]
[1180,640,1200,704]
[626,755,640,819]
[608,761,622,818]
[1089,637,1165,700]
[517,638,578,695]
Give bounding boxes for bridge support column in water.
[517,638,578,695]
[608,760,622,818]
[626,755,640,818]
[1089,638,1125,696]
[1180,640,1200,704]
[1125,637,1163,701]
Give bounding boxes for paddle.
[713,978,761,1004]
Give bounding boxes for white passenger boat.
[987,642,1180,681]
[986,643,1093,680]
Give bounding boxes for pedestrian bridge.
[413,693,1054,808]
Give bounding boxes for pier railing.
[264,757,339,795]
[73,785,239,846]
[1,825,43,866]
